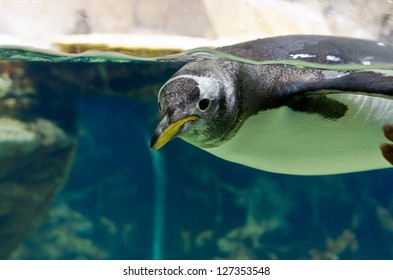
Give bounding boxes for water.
[3,44,393,69]
[0,43,393,260]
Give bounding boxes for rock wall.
[0,0,392,48]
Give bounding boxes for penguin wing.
[278,71,393,120]
[279,71,393,99]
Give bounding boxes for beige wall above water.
[0,0,391,48]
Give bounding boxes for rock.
[0,62,77,258]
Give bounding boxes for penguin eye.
[198,98,211,111]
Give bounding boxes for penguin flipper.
[279,71,393,99]
[278,71,393,120]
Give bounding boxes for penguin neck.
[237,65,323,119]
[237,65,284,120]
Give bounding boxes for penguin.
[150,35,393,175]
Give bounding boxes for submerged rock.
[0,62,78,258]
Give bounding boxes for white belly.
[204,94,393,175]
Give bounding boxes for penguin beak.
[150,114,199,150]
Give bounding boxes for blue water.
[3,46,393,260]
[15,94,391,260]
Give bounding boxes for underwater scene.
[0,41,392,261]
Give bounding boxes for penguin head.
[150,62,239,150]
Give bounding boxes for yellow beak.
[150,115,199,150]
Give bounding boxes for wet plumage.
[151,35,393,175]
